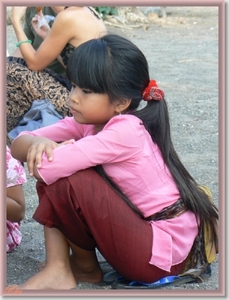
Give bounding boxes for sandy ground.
[5,6,220,296]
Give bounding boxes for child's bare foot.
[38,256,102,284]
[70,254,103,283]
[12,263,76,290]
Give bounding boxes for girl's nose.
[69,89,80,104]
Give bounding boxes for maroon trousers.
[34,168,187,283]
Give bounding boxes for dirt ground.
[5,6,220,296]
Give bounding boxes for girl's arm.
[6,185,25,222]
[11,7,74,70]
[11,134,38,162]
[11,134,58,177]
[11,133,75,178]
[11,117,89,163]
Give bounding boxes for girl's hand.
[11,6,28,24]
[27,137,75,177]
[32,12,51,40]
[27,137,58,177]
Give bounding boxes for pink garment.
[17,114,198,271]
[6,146,26,253]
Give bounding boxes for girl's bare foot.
[38,256,102,284]
[15,262,76,290]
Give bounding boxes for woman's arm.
[11,7,74,70]
[6,185,25,222]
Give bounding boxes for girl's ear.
[114,98,131,114]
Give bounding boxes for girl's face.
[68,85,119,132]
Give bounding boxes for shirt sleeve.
[36,116,141,185]
[17,117,94,142]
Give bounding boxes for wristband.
[16,40,32,47]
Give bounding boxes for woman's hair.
[66,33,218,247]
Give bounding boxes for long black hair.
[66,34,218,246]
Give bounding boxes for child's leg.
[19,227,76,290]
[68,240,103,283]
[37,241,103,283]
[34,168,188,284]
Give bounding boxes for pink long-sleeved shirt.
[18,114,198,271]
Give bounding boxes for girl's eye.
[70,84,92,94]
[82,89,92,94]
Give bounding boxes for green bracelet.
[16,40,32,47]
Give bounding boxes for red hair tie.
[142,80,164,101]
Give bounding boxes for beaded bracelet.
[16,40,32,47]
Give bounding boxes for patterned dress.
[6,146,26,253]
[6,44,74,133]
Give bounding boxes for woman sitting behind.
[7,6,107,133]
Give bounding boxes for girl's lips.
[69,107,80,114]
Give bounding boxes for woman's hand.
[32,11,51,40]
[11,6,28,25]
[27,137,75,178]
